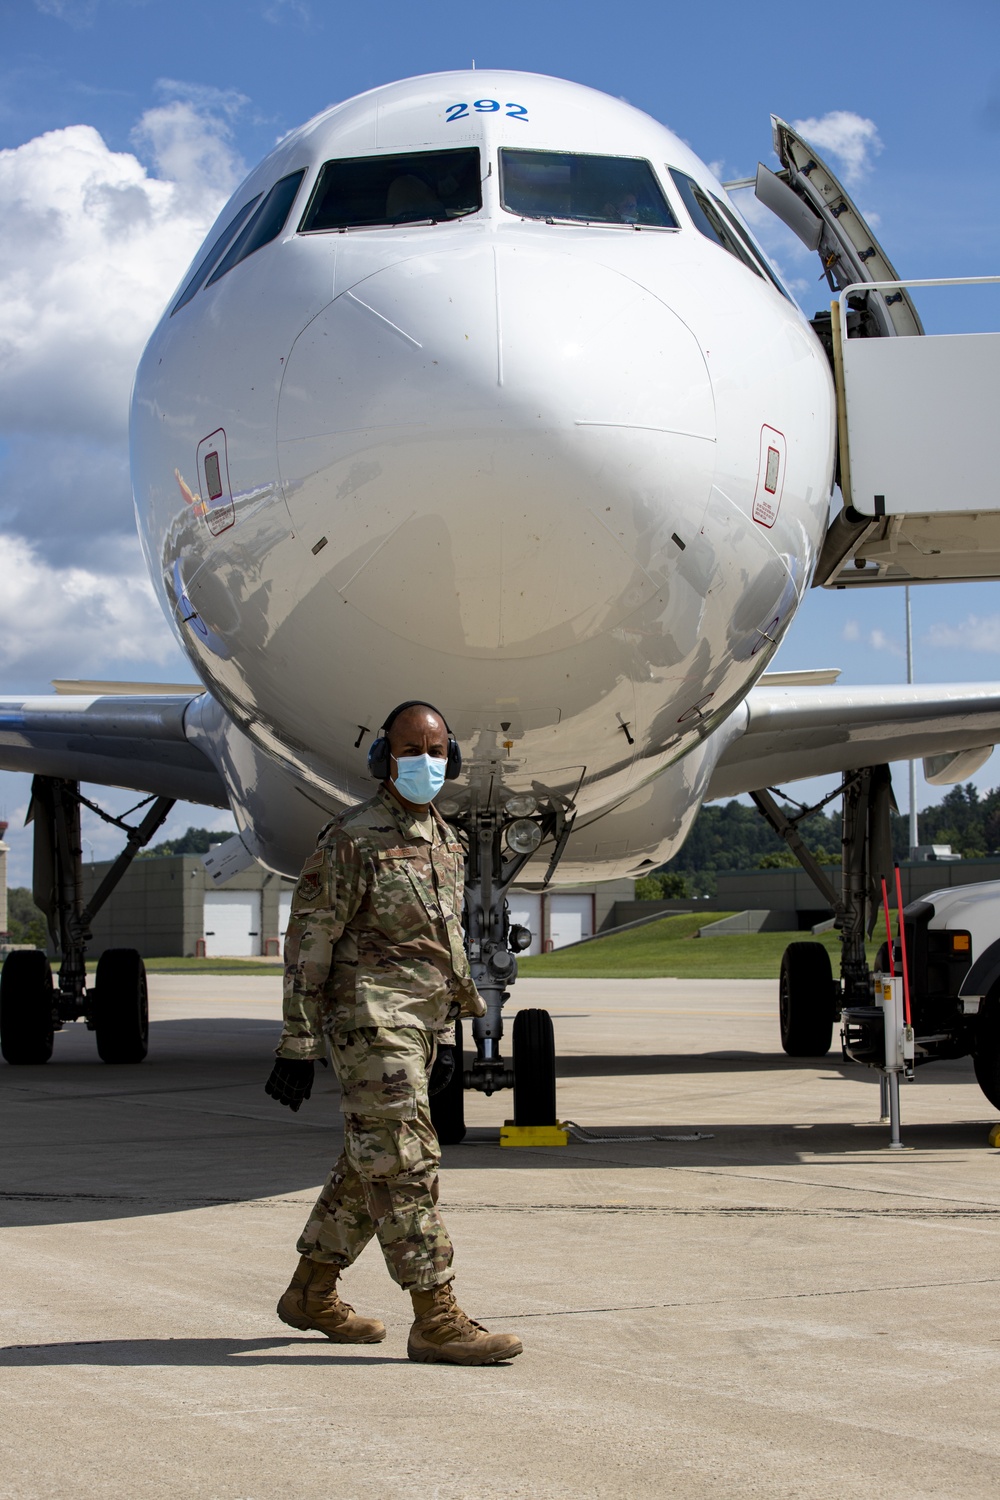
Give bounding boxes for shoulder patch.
[297,870,324,902]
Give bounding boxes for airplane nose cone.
[277,242,717,656]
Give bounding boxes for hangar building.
[78,855,632,959]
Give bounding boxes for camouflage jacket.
[277,786,484,1058]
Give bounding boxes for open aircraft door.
[748,119,1000,589]
[818,272,1000,586]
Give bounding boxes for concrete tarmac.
[2,974,1000,1499]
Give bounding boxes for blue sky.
[0,0,998,881]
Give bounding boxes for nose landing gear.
[429,796,572,1145]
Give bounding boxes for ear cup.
[368,709,462,783]
[367,736,391,780]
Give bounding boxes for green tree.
[137,826,237,859]
[919,785,987,857]
[635,872,690,900]
[653,778,1000,891]
[6,888,46,946]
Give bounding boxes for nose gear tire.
[512,1007,557,1125]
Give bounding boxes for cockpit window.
[300,149,482,231]
[712,195,791,300]
[669,169,767,279]
[206,170,306,287]
[499,150,678,227]
[171,195,262,315]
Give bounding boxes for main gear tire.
[973,990,1000,1112]
[92,948,149,1064]
[0,949,54,1065]
[513,1007,557,1125]
[779,943,835,1057]
[430,1018,466,1145]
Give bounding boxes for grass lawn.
[69,917,879,981]
[518,912,880,980]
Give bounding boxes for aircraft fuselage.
[131,70,835,880]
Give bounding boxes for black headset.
[367,700,462,782]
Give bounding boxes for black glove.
[429,1045,455,1097]
[264,1057,316,1112]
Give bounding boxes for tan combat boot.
[277,1255,386,1343]
[407,1282,523,1365]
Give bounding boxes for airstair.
[817,274,1000,588]
[749,119,1000,590]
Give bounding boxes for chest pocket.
[370,848,437,942]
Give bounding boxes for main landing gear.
[751,766,895,1059]
[430,796,573,1145]
[0,776,173,1066]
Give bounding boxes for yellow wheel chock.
[499,1120,569,1147]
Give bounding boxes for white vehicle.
[3,70,1000,1131]
[832,882,1000,1111]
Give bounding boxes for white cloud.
[263,0,314,22]
[32,0,99,23]
[925,615,1000,654]
[132,101,243,216]
[869,627,902,657]
[0,78,247,720]
[790,110,883,185]
[842,618,902,655]
[0,531,179,679]
[0,99,243,447]
[152,79,251,121]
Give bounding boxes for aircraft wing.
[707,682,1000,799]
[0,691,228,807]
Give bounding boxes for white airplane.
[4,70,1000,1130]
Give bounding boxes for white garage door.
[547,894,594,950]
[278,889,293,948]
[203,891,262,957]
[506,893,542,956]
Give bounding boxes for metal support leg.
[879,1072,891,1124]
[26,776,174,1025]
[839,770,872,1008]
[749,788,843,915]
[887,1071,904,1149]
[464,814,516,1094]
[751,767,895,1016]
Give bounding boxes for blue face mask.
[392,753,447,805]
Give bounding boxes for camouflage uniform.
[277,786,484,1291]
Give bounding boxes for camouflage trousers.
[296,1026,454,1291]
